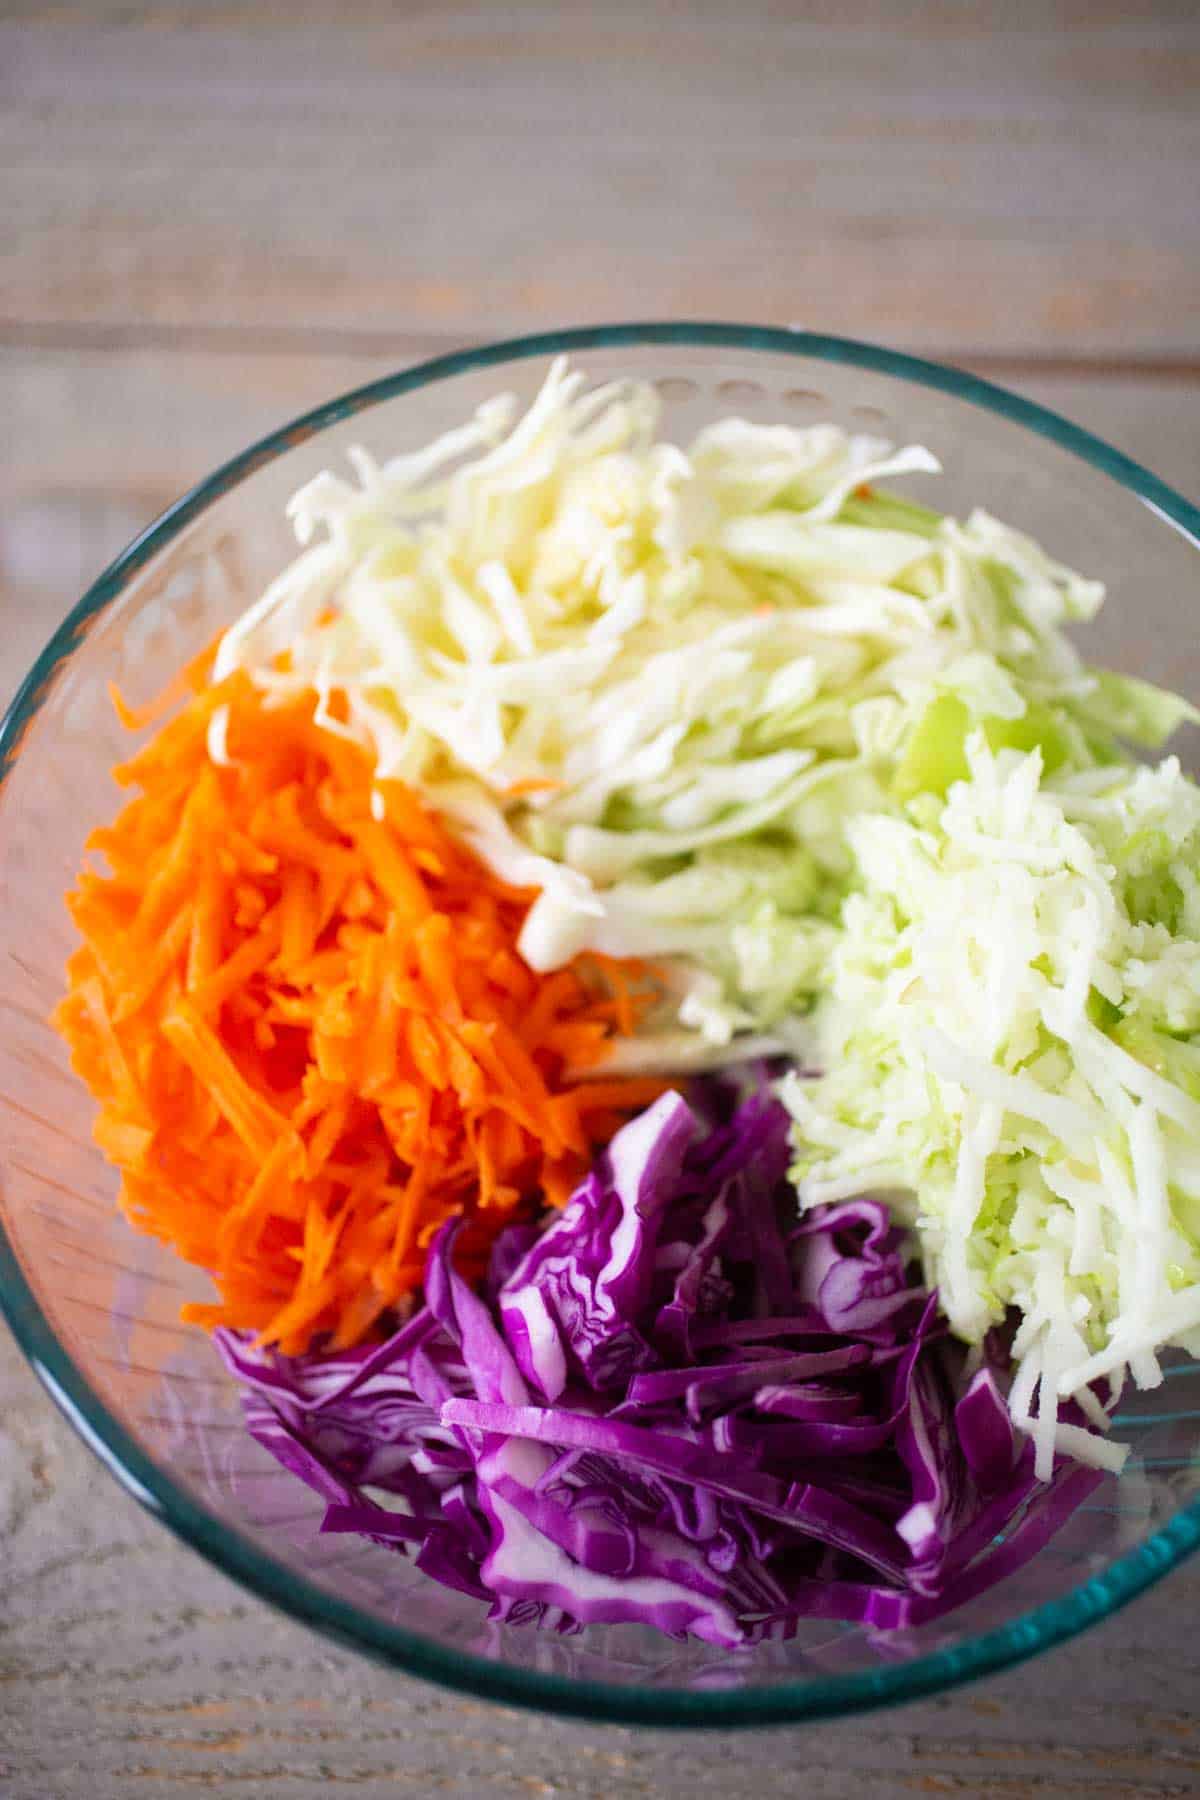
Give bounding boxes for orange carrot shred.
[502,776,564,798]
[108,637,220,732]
[56,680,661,1351]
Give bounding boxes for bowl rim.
[3,320,1200,1728]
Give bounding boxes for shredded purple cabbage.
[215,1086,1105,1646]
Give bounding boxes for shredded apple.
[55,673,662,1352]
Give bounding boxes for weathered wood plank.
[3,3,1199,357]
[3,345,1198,505]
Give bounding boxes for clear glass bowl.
[2,325,1199,1726]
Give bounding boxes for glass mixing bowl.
[2,325,1199,1726]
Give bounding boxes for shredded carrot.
[56,677,663,1353]
[108,637,220,732]
[502,776,564,799]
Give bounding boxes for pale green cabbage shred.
[214,359,1200,1471]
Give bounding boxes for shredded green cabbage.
[784,737,1200,1473]
[214,359,1169,1067]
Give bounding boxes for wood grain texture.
[3,2,1200,358]
[2,4,1199,1795]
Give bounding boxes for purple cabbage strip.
[214,1079,1113,1646]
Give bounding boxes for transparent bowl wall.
[2,327,1200,1726]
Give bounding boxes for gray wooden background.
[2,4,1199,1795]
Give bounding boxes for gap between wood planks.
[2,318,1198,385]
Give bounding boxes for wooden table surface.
[2,6,1199,1796]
